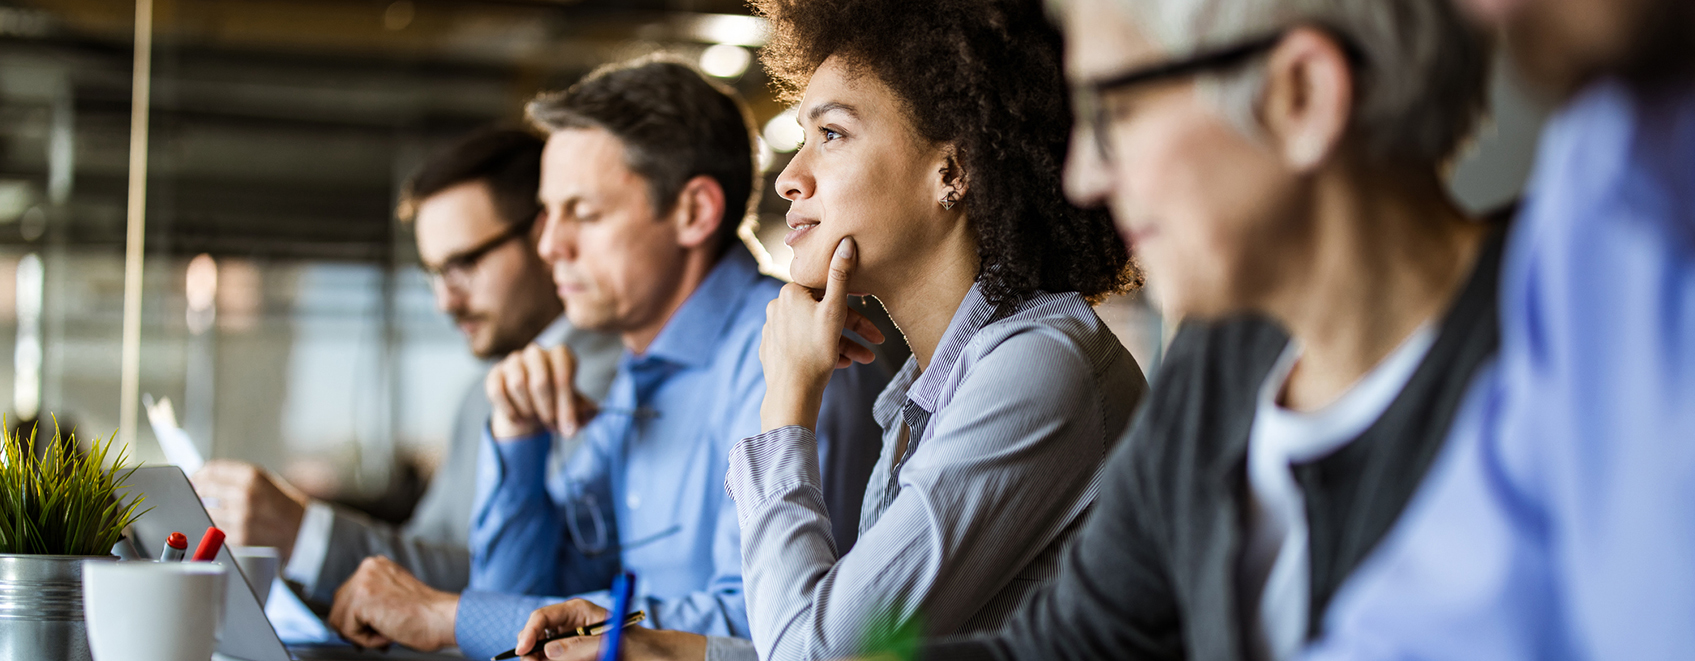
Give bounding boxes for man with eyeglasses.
[191,128,622,620]
[321,57,893,659]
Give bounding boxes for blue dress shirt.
[1305,79,1695,660]
[453,248,884,660]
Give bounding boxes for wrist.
[760,379,826,432]
[651,630,708,660]
[428,591,460,650]
[490,412,542,440]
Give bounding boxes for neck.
[873,227,980,371]
[622,248,721,356]
[1265,165,1488,412]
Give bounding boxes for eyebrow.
[806,101,859,123]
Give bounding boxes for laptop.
[123,466,467,660]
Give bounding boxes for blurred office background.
[0,0,1549,522]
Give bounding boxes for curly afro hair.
[754,0,1138,306]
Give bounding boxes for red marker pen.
[191,527,225,562]
[158,531,188,562]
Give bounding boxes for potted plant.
[0,417,147,661]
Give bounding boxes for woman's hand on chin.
[760,236,886,432]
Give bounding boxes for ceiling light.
[700,44,751,79]
[763,110,803,153]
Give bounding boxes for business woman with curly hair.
[509,1,1148,659]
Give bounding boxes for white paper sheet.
[144,393,204,474]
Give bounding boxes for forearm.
[760,377,827,433]
[727,426,856,659]
[469,428,563,593]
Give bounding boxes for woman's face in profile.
[774,56,958,293]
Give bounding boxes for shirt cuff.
[724,426,823,525]
[489,428,552,482]
[282,500,334,589]
[455,590,555,660]
[475,427,553,521]
[706,635,758,661]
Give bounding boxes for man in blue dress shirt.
[1304,0,1695,659]
[324,57,890,659]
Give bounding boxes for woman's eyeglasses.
[1073,27,1363,163]
[421,214,539,291]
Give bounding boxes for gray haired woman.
[925,0,1501,659]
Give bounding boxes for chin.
[788,254,828,289]
[564,304,617,334]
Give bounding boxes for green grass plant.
[856,606,924,661]
[0,416,148,556]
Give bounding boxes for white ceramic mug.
[83,561,227,661]
[229,546,279,607]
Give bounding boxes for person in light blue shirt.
[1303,0,1695,658]
[323,57,889,660]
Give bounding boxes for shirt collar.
[641,246,763,369]
[873,358,921,431]
[905,281,1002,414]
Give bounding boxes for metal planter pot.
[0,554,114,661]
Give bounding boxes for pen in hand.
[490,610,646,661]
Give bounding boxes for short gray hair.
[1110,0,1492,165]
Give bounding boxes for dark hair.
[398,127,543,227]
[754,0,1137,305]
[525,56,758,256]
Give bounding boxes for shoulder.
[1123,315,1288,467]
[963,291,1126,378]
[1158,315,1289,381]
[691,274,783,411]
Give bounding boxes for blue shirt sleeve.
[468,427,564,595]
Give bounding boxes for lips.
[556,281,587,299]
[1119,220,1157,248]
[784,215,819,247]
[553,268,589,299]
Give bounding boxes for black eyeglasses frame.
[421,213,540,290]
[1077,27,1365,162]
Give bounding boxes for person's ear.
[1257,27,1355,172]
[672,174,727,249]
[932,144,969,210]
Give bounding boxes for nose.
[1062,127,1113,209]
[536,208,576,265]
[773,147,813,203]
[431,276,466,316]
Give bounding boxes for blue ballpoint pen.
[599,571,637,661]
